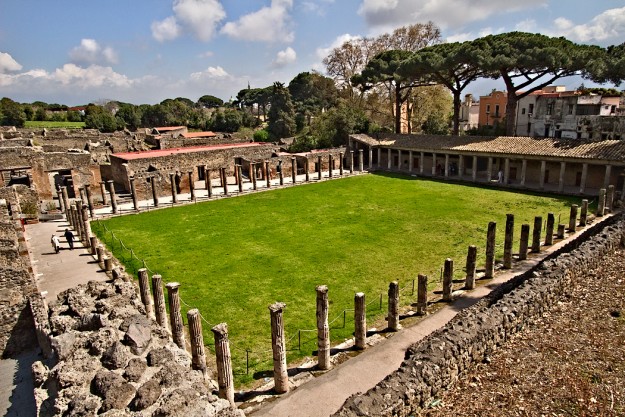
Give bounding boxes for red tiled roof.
[153,126,186,132]
[112,142,269,161]
[181,131,217,138]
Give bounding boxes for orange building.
[479,90,507,128]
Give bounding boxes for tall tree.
[353,50,434,133]
[267,82,296,140]
[197,94,224,108]
[477,32,607,135]
[288,71,338,127]
[0,97,26,127]
[323,22,441,104]
[399,41,489,135]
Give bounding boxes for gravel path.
[423,248,625,416]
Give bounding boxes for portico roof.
[351,134,625,163]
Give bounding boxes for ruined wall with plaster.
[334,213,625,416]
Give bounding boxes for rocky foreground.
[423,248,625,416]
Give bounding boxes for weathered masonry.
[349,133,625,197]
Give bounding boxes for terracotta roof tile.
[351,134,625,162]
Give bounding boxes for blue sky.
[0,0,624,106]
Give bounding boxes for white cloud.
[54,64,131,88]
[190,66,230,81]
[151,16,181,42]
[358,0,546,30]
[198,51,214,58]
[221,0,294,43]
[152,0,225,42]
[0,52,22,73]
[69,39,118,65]
[273,47,297,67]
[551,7,625,43]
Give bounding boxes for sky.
[0,0,624,106]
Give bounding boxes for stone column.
[316,285,331,370]
[397,150,402,171]
[557,223,565,239]
[265,161,271,188]
[269,302,288,394]
[129,177,139,211]
[79,187,87,204]
[444,154,450,177]
[558,162,566,193]
[212,323,235,406]
[519,224,530,260]
[237,166,244,192]
[84,184,95,217]
[166,282,185,350]
[96,245,104,268]
[607,185,615,212]
[408,151,414,172]
[432,153,437,176]
[328,155,334,178]
[597,188,606,217]
[354,292,366,350]
[580,199,588,227]
[387,149,392,170]
[89,236,97,255]
[504,158,510,184]
[204,166,211,196]
[377,148,382,169]
[458,155,464,179]
[420,152,425,175]
[531,216,542,252]
[81,204,91,247]
[61,186,70,218]
[103,256,113,273]
[188,171,195,201]
[580,163,588,194]
[416,274,428,315]
[539,161,546,190]
[442,258,453,302]
[520,159,527,186]
[221,168,229,195]
[150,177,159,207]
[318,156,323,180]
[359,149,364,172]
[56,188,65,212]
[305,157,310,182]
[545,213,555,246]
[100,182,108,206]
[472,156,478,182]
[486,157,493,182]
[349,151,355,174]
[368,147,373,169]
[107,180,118,214]
[152,275,168,330]
[503,214,514,269]
[465,245,477,290]
[251,163,257,191]
[387,281,400,331]
[291,157,297,183]
[604,164,612,189]
[169,173,178,204]
[568,204,578,232]
[339,152,344,176]
[187,309,207,374]
[485,221,496,279]
[137,268,154,319]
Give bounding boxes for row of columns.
[377,149,623,196]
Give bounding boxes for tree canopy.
[267,82,296,140]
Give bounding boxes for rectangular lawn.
[93,173,584,385]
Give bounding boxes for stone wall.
[0,206,39,358]
[334,213,625,416]
[32,274,244,416]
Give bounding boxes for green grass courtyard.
[93,173,584,384]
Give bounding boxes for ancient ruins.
[2,125,625,415]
